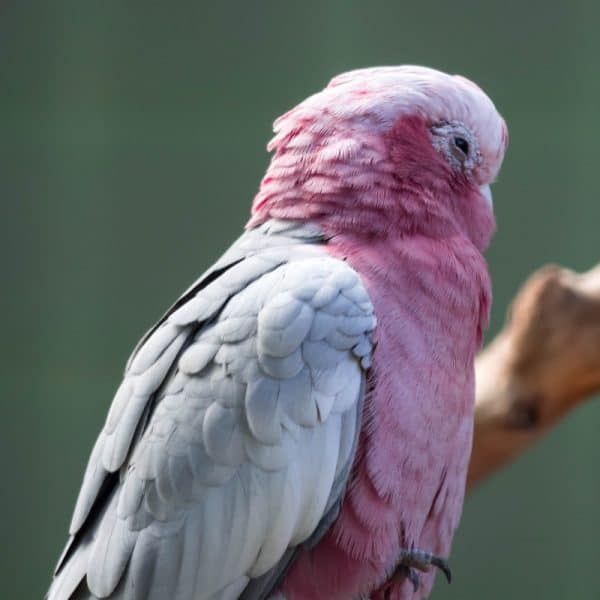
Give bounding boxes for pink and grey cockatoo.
[48,66,507,600]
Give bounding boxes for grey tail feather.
[69,580,94,600]
[46,533,93,600]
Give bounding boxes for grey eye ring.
[430,121,479,171]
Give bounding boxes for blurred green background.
[3,1,599,598]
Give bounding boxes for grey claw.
[387,565,420,594]
[407,568,420,592]
[430,556,452,584]
[386,548,451,595]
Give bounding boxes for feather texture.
[48,221,374,600]
[50,65,508,600]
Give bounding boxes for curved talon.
[384,565,420,599]
[430,555,452,584]
[388,548,452,592]
[407,568,420,592]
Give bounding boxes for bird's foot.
[383,548,451,597]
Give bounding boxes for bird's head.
[250,66,508,251]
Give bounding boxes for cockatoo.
[48,66,507,600]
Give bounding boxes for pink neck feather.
[248,113,495,253]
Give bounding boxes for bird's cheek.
[479,184,493,210]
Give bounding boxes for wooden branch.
[468,263,600,489]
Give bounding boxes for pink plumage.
[251,66,508,599]
[48,65,508,600]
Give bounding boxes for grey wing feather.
[48,220,375,600]
[240,382,364,600]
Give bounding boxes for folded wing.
[48,222,375,600]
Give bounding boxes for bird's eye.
[430,123,476,168]
[453,136,469,156]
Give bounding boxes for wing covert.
[49,223,376,600]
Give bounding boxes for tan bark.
[469,263,600,489]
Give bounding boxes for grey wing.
[48,222,375,600]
